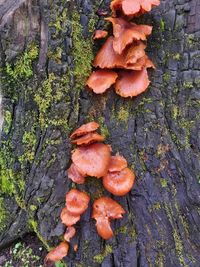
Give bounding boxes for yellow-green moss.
[160,179,168,188]
[0,197,9,231]
[3,110,12,134]
[93,245,113,264]
[117,106,130,123]
[98,117,109,138]
[29,219,50,250]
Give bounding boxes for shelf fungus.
[45,242,69,264]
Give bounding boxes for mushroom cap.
[45,242,69,263]
[108,154,127,172]
[86,70,118,94]
[103,167,135,196]
[115,68,150,98]
[71,132,105,145]
[67,163,86,184]
[65,189,90,215]
[92,197,125,219]
[93,30,108,39]
[72,143,111,178]
[60,207,80,226]
[111,0,160,17]
[93,37,149,70]
[95,217,114,239]
[70,122,99,139]
[64,226,76,242]
[106,17,152,54]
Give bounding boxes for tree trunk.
[0,0,200,266]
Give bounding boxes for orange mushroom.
[86,70,118,94]
[45,242,69,264]
[67,163,86,184]
[64,226,76,242]
[60,207,80,226]
[108,154,127,172]
[92,197,125,239]
[106,17,152,54]
[115,68,150,98]
[93,37,150,70]
[70,122,99,139]
[103,167,135,196]
[65,189,90,215]
[71,132,105,145]
[111,0,160,17]
[72,143,111,178]
[93,30,108,39]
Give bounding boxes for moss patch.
[93,245,113,264]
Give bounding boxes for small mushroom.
[106,17,152,54]
[72,143,111,178]
[111,0,160,17]
[67,163,86,184]
[115,68,150,98]
[64,226,76,242]
[108,154,127,172]
[70,122,99,139]
[92,197,125,239]
[86,70,118,94]
[72,132,105,145]
[93,30,108,39]
[60,207,80,226]
[45,242,69,264]
[103,167,135,196]
[65,189,90,215]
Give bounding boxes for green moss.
[3,110,12,134]
[183,81,193,89]
[93,245,113,264]
[173,229,187,267]
[30,205,37,212]
[172,106,179,120]
[5,43,38,82]
[160,179,168,188]
[19,128,37,164]
[0,197,9,231]
[155,252,165,267]
[29,219,50,250]
[71,12,94,91]
[98,117,110,138]
[117,106,130,123]
[163,73,171,83]
[159,19,165,32]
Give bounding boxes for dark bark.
[0,0,200,266]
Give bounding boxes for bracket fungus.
[45,242,69,264]
[108,154,128,172]
[70,122,100,139]
[93,29,108,39]
[64,226,76,242]
[92,197,125,239]
[71,132,105,145]
[67,163,86,184]
[65,189,90,215]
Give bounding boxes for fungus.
[106,17,152,54]
[67,163,86,184]
[93,30,108,39]
[72,132,105,145]
[45,242,69,263]
[111,0,160,17]
[70,122,99,139]
[65,189,90,215]
[108,154,127,172]
[86,70,118,94]
[103,167,135,196]
[72,143,111,178]
[74,244,78,252]
[64,226,76,242]
[115,68,150,98]
[92,197,125,239]
[60,207,80,226]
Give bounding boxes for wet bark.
[0,0,200,266]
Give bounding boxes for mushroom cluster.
[86,0,160,97]
[45,122,136,265]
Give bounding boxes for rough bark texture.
[0,0,200,266]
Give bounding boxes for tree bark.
[0,0,200,266]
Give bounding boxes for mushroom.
[64,226,76,242]
[106,17,152,54]
[65,189,90,215]
[93,37,150,70]
[67,163,86,184]
[45,242,69,264]
[71,132,105,145]
[111,0,160,17]
[92,197,125,239]
[93,30,108,39]
[108,154,127,172]
[72,143,111,178]
[115,68,150,98]
[86,70,118,94]
[60,207,80,226]
[70,122,99,139]
[103,167,135,196]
